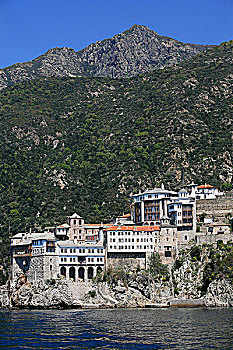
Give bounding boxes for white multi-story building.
[105,219,178,267]
[186,182,223,200]
[131,185,178,225]
[167,189,196,248]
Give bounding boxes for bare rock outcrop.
[205,280,233,307]
[0,25,211,90]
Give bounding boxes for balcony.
[13,250,32,258]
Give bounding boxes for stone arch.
[88,266,94,279]
[78,267,85,281]
[60,266,66,277]
[69,266,76,280]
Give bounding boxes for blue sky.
[0,0,232,69]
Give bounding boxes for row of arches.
[60,266,102,281]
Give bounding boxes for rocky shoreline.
[2,244,233,309]
[0,276,232,309]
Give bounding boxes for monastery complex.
[11,183,233,283]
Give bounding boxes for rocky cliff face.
[0,25,211,90]
[1,276,232,309]
[1,243,233,309]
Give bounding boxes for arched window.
[60,266,66,277]
[78,267,85,281]
[69,266,76,280]
[88,266,94,279]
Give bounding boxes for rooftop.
[197,184,214,189]
[57,223,70,229]
[105,225,160,231]
[67,213,83,219]
[132,187,178,197]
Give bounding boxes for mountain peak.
[0,25,211,90]
[128,24,158,34]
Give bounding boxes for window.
[61,249,64,253]
[185,235,188,240]
[73,220,76,225]
[64,249,67,253]
[165,251,172,257]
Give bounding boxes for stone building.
[10,214,105,283]
[11,231,59,283]
[105,218,178,268]
[11,184,232,283]
[196,222,233,245]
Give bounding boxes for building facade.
[11,215,105,283]
[11,182,231,283]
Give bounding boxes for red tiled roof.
[197,184,214,189]
[119,214,131,218]
[84,224,101,226]
[105,225,160,231]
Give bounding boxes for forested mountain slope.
[0,25,211,90]
[0,40,232,280]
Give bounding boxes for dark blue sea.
[0,308,232,349]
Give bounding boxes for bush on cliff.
[148,253,169,280]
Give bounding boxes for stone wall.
[107,252,146,269]
[177,230,195,249]
[27,256,44,282]
[44,255,59,280]
[196,233,233,245]
[197,193,233,221]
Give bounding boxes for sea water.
[0,308,232,349]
